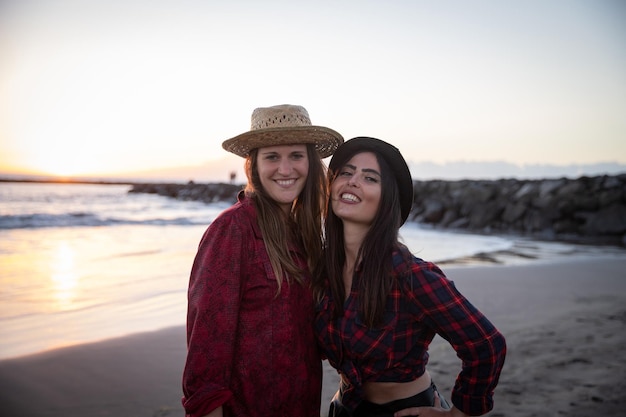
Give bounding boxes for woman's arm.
[406,261,506,416]
[182,213,246,416]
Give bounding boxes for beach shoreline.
[1,256,625,417]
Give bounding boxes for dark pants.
[329,382,450,417]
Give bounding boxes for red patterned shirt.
[182,193,322,417]
[314,246,506,415]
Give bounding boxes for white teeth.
[276,179,296,186]
[341,193,360,202]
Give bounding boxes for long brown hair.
[245,144,327,292]
[314,151,404,327]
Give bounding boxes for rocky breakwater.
[129,174,626,246]
[128,181,242,204]
[410,174,626,246]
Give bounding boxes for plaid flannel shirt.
[314,246,506,415]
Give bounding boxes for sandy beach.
[1,256,624,417]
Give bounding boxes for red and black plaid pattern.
[314,246,506,415]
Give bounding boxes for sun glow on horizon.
[23,153,104,178]
[1,1,625,180]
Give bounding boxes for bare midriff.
[362,370,432,404]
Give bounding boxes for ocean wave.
[0,213,208,229]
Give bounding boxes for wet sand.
[1,257,624,417]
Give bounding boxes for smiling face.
[256,144,309,213]
[331,151,382,227]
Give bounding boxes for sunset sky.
[1,0,625,182]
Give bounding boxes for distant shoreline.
[0,176,186,186]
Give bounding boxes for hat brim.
[329,137,414,225]
[222,126,343,158]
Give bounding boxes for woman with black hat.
[182,105,343,417]
[313,137,506,417]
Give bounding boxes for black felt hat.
[329,136,413,225]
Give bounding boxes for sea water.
[0,182,618,360]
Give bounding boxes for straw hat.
[329,137,414,225]
[222,104,343,158]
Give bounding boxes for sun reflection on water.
[50,241,79,309]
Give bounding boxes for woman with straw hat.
[182,105,343,417]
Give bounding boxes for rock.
[129,182,241,204]
[580,204,626,235]
[409,174,626,246]
[129,173,626,246]
[420,200,445,223]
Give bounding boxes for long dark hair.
[245,144,327,292]
[314,150,404,327]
